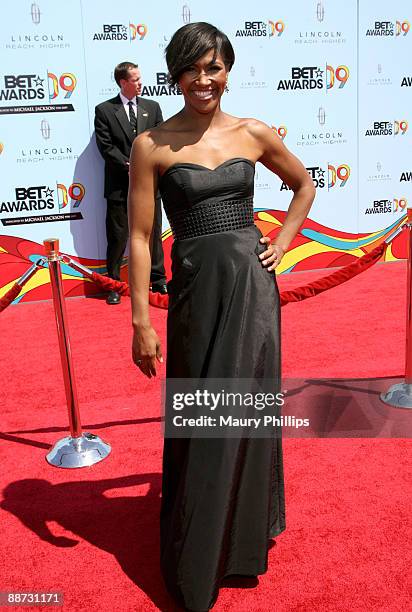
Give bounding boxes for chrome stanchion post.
[17,257,47,285]
[44,238,111,467]
[61,254,95,278]
[46,238,82,439]
[381,211,412,408]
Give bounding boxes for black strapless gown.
[158,158,285,611]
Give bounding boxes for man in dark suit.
[95,61,167,304]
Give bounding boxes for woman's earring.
[225,82,229,93]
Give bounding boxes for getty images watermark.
[161,377,412,439]
[161,378,310,438]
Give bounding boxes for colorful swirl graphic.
[0,212,407,304]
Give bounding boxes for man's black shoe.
[151,283,168,295]
[106,291,121,305]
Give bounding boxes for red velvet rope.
[90,243,387,311]
[0,242,388,314]
[90,271,169,308]
[0,283,22,312]
[279,242,387,306]
[90,272,130,296]
[148,291,169,308]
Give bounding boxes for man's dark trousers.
[105,195,164,282]
[95,94,166,285]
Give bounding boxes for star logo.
[34,76,44,87]
[317,168,325,178]
[315,68,323,79]
[45,187,54,198]
[121,25,127,32]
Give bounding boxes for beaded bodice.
[158,158,255,240]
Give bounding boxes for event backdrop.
[1,0,411,302]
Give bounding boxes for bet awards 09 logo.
[0,74,46,100]
[366,20,410,37]
[276,65,349,90]
[0,72,77,114]
[280,164,350,190]
[141,73,182,96]
[364,198,408,215]
[92,23,147,41]
[364,120,408,136]
[0,183,85,226]
[235,21,284,38]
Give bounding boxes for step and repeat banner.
[0,0,411,302]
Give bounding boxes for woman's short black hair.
[165,22,235,86]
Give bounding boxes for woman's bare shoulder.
[134,113,184,152]
[132,114,184,168]
[132,131,156,161]
[239,116,271,136]
[221,114,272,138]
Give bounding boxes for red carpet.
[0,261,410,611]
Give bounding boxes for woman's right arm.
[128,133,163,378]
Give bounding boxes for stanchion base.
[46,432,111,468]
[380,382,412,409]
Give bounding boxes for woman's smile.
[190,88,217,101]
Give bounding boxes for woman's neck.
[180,103,226,133]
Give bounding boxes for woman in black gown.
[128,23,315,611]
